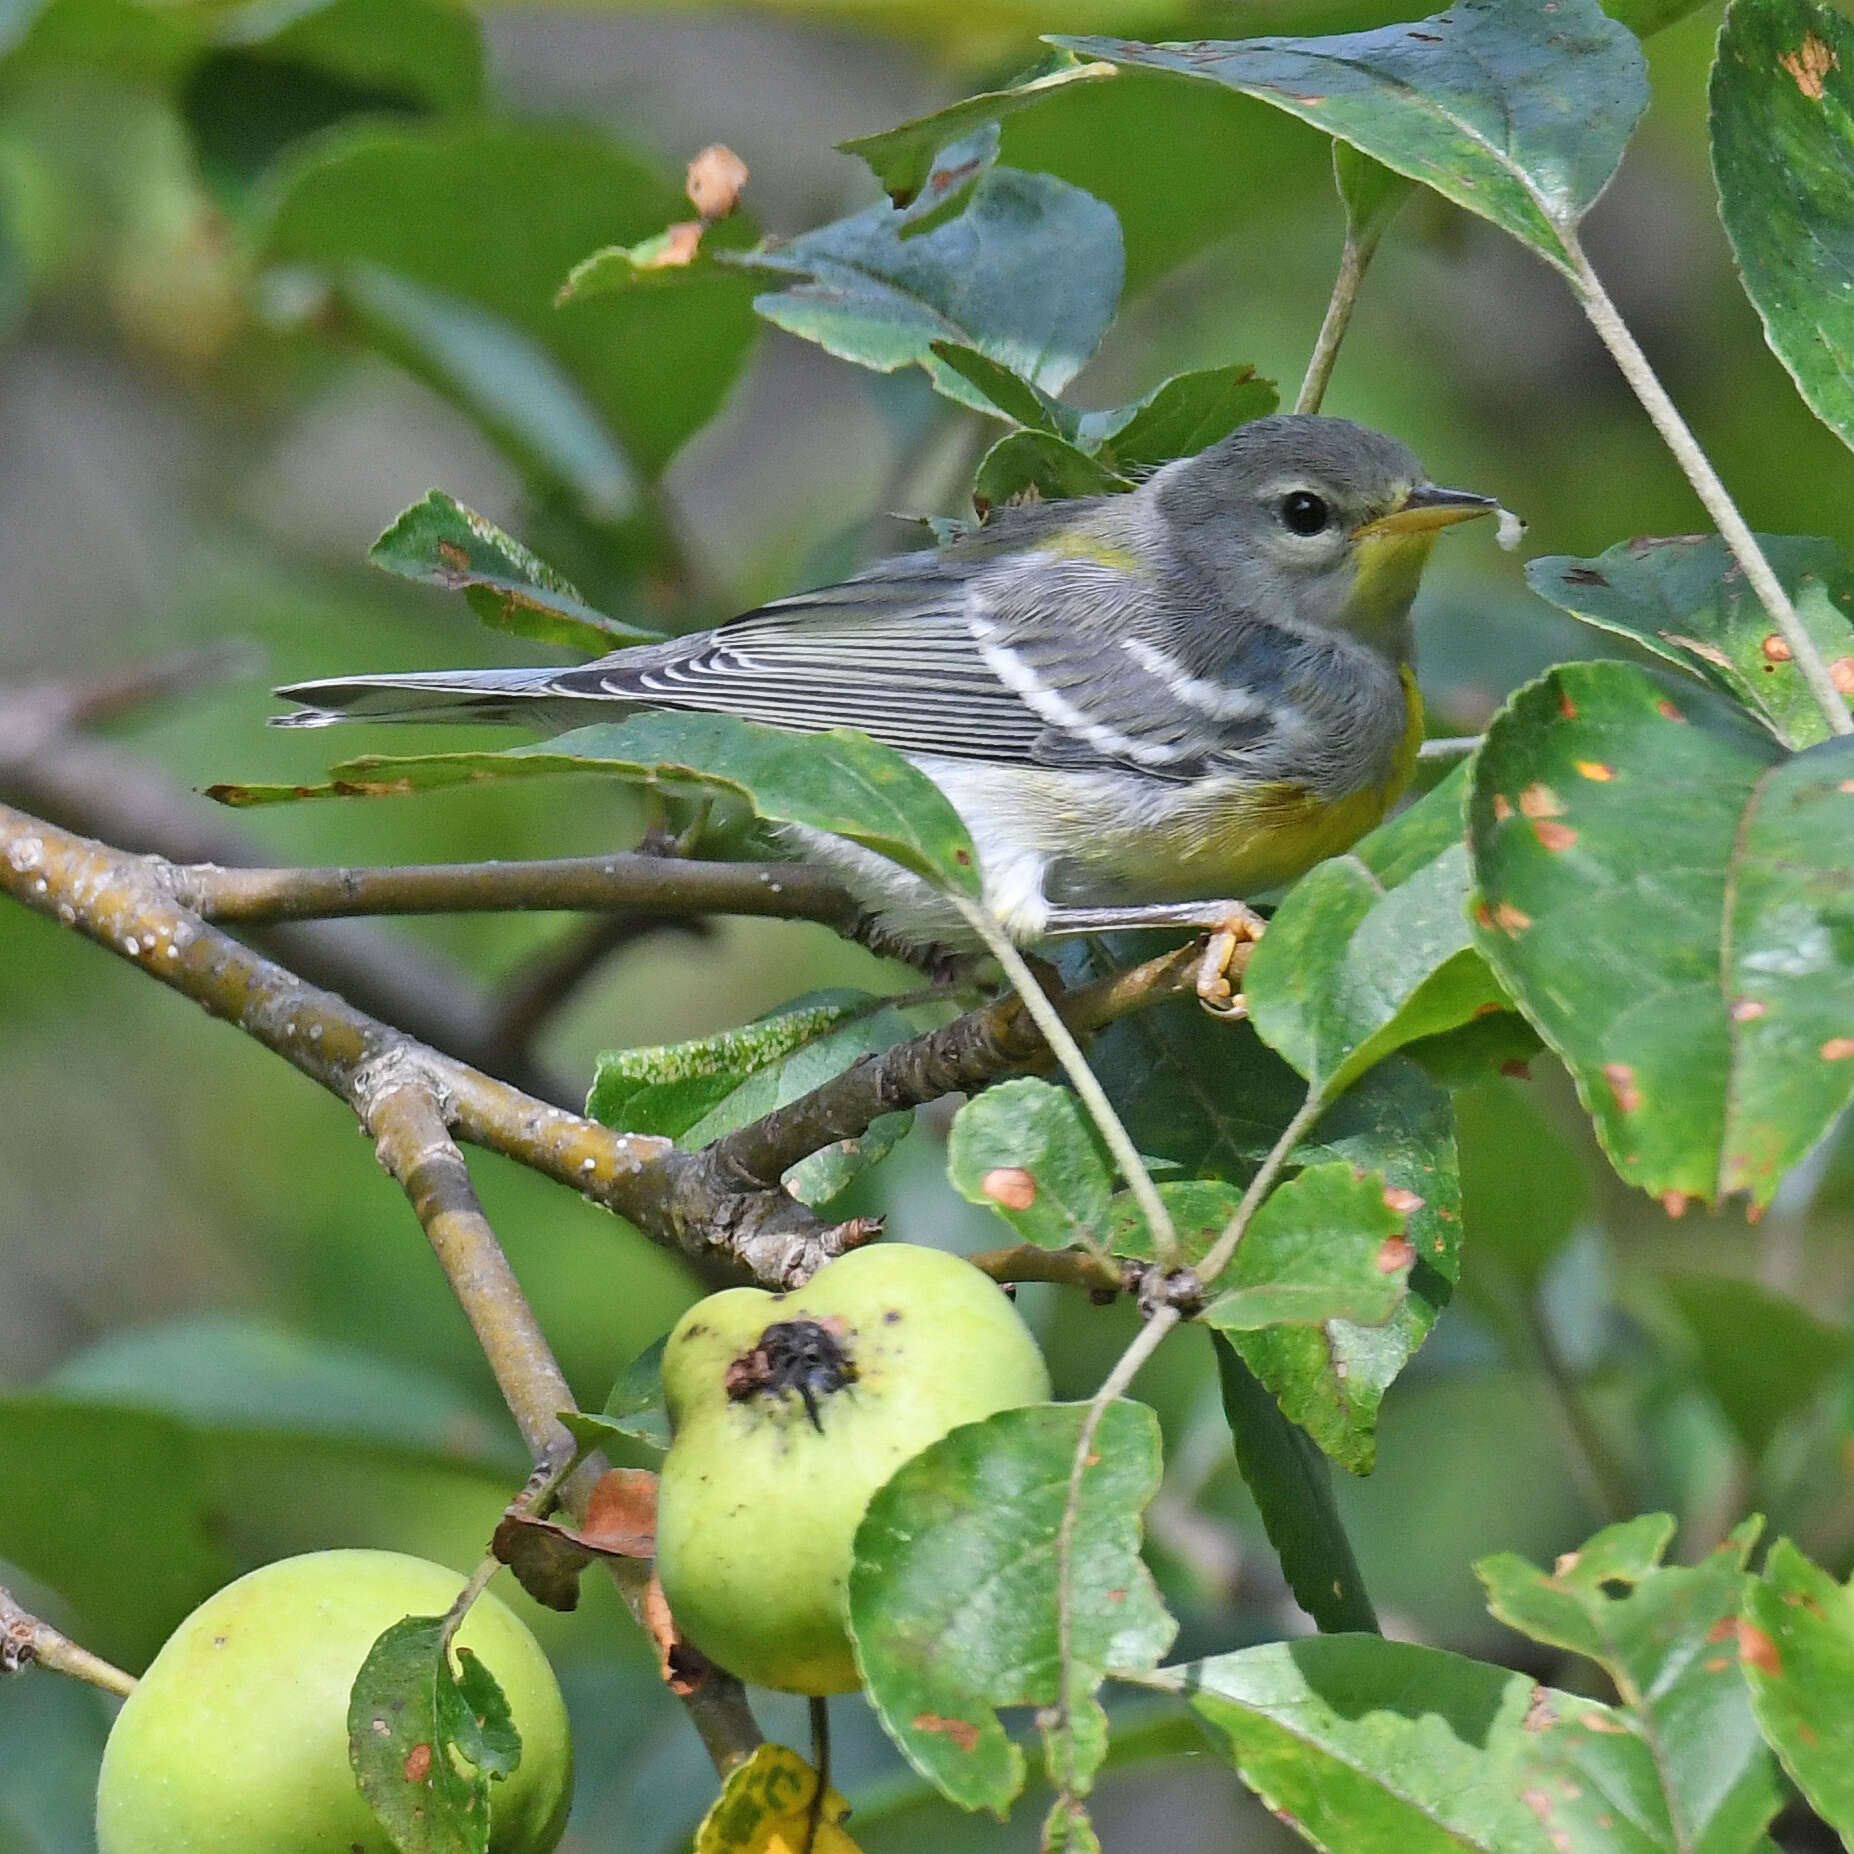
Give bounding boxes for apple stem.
[0,1583,137,1698]
[806,1697,832,1854]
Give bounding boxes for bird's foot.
[1194,906,1265,1018]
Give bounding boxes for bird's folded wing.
[541,549,1290,778]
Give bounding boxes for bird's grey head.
[1149,413,1489,650]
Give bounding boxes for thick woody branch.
[0,799,849,1286]
[357,1073,762,1771]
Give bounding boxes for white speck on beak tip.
[1495,506,1527,553]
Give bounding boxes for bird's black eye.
[1281,491,1330,536]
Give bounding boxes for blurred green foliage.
[3,1,1854,1850]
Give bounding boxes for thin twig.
[1050,1307,1180,1806]
[1195,1089,1327,1287]
[1,1584,137,1697]
[955,898,1181,1275]
[172,853,862,930]
[1566,232,1854,738]
[699,936,1215,1194]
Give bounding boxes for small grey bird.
[277,414,1497,944]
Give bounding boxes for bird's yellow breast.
[1046,666,1425,902]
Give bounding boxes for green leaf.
[749,162,1123,410]
[946,1078,1113,1251]
[1334,141,1415,256]
[182,0,484,189]
[929,339,1078,437]
[589,991,918,1205]
[348,1615,519,1854]
[212,712,983,896]
[1658,1273,1848,1456]
[1476,1516,1783,1854]
[370,491,657,654]
[1055,0,1648,277]
[972,428,1127,508]
[1079,962,1459,1470]
[555,216,759,303]
[1242,1064,1461,1474]
[848,1401,1175,1814]
[1175,1637,1612,1853]
[1740,1538,1854,1841]
[1469,659,1854,1208]
[1213,1335,1377,1634]
[1245,765,1510,1096]
[1712,0,1854,456]
[838,56,1119,205]
[596,1334,670,1454]
[1103,1178,1241,1265]
[1202,1162,1411,1334]
[1526,533,1854,749]
[1074,363,1277,472]
[259,120,758,477]
[246,0,483,115]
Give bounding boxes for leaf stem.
[954,899,1180,1274]
[1051,1305,1182,1805]
[1195,1088,1327,1286]
[1565,232,1854,738]
[1297,233,1374,414]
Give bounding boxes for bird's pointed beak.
[1352,484,1500,541]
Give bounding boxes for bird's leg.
[1036,900,1266,1017]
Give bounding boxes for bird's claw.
[1195,906,1265,1018]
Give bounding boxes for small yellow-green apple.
[95,1549,572,1854]
[655,1242,1051,1695]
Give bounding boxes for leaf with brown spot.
[1716,0,1854,461]
[850,1402,1172,1814]
[1477,1515,1781,1852]
[1053,0,1647,276]
[1472,660,1854,1207]
[947,1079,1112,1251]
[1531,535,1854,747]
[1741,1538,1854,1839]
[348,1614,522,1854]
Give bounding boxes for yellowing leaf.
[696,1744,862,1854]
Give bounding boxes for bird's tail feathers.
[270,667,568,729]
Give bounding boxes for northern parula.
[277,414,1498,944]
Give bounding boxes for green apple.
[655,1242,1051,1695]
[96,1549,572,1854]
